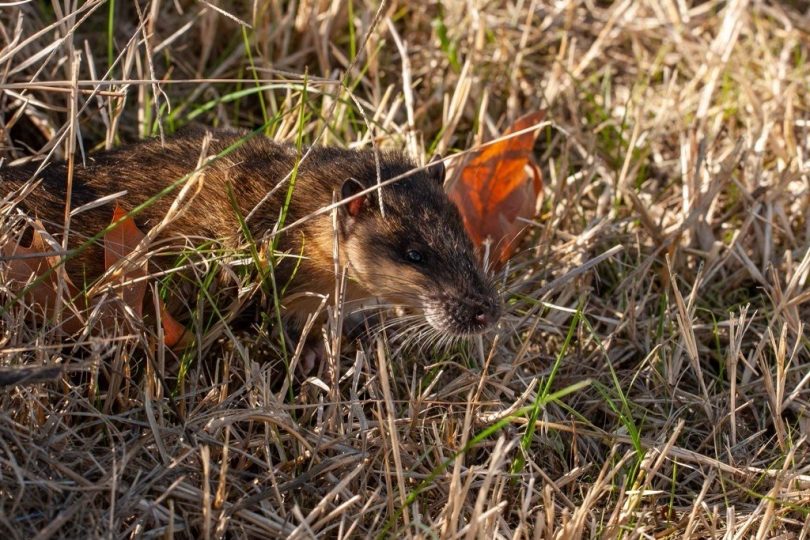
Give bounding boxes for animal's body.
[0,127,500,336]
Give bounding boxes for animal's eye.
[406,249,423,263]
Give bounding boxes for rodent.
[0,126,501,337]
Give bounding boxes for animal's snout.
[474,308,497,328]
[443,292,501,335]
[470,295,501,330]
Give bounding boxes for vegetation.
[1,0,809,537]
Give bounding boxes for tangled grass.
[1,0,809,538]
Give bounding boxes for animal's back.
[0,128,300,281]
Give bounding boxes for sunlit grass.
[1,0,809,538]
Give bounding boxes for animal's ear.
[427,154,445,185]
[341,177,367,218]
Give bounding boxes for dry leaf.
[3,206,192,349]
[101,204,191,347]
[103,204,148,319]
[448,111,545,267]
[160,301,192,349]
[1,221,83,333]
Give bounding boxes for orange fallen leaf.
[101,205,191,348]
[448,111,545,268]
[160,301,192,349]
[2,222,84,333]
[103,204,148,319]
[4,207,193,349]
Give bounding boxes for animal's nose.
[470,299,500,329]
[473,310,493,326]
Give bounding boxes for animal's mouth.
[422,294,501,336]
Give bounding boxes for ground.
[1,0,809,538]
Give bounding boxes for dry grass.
[1,0,810,538]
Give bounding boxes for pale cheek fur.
[344,239,426,306]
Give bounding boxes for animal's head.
[338,153,501,336]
